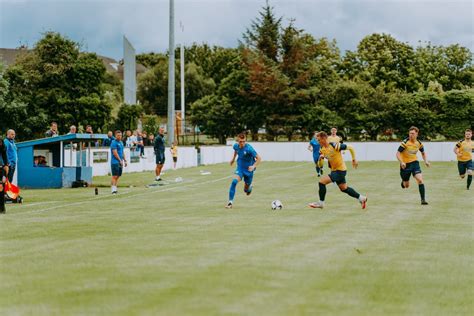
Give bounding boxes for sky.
[1,0,472,60]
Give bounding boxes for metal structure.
[123,35,137,105]
[180,22,185,135]
[167,0,175,144]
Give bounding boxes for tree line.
[1,2,472,143]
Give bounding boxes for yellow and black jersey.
[327,135,342,144]
[320,143,348,172]
[398,138,424,163]
[455,139,472,162]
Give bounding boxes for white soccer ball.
[271,200,283,210]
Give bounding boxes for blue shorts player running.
[226,133,262,209]
[308,131,323,177]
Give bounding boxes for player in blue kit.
[225,133,262,209]
[308,131,323,176]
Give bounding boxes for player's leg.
[308,175,332,208]
[226,173,242,208]
[458,161,466,179]
[337,173,367,209]
[466,161,472,190]
[111,165,118,194]
[155,153,165,181]
[400,165,411,189]
[243,171,254,196]
[0,169,5,214]
[413,172,427,205]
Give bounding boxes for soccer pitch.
[1,162,472,315]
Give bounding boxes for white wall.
[59,142,457,178]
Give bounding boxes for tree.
[242,0,282,62]
[115,104,144,131]
[4,32,112,138]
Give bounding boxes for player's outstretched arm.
[346,145,358,168]
[396,151,406,169]
[230,151,237,166]
[421,151,430,167]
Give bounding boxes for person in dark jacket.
[0,137,9,214]
[154,127,166,182]
[103,131,115,147]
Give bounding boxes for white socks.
[111,185,117,193]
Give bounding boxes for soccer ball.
[271,200,283,210]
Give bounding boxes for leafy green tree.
[190,95,244,144]
[439,90,474,138]
[115,104,144,131]
[4,32,112,138]
[242,0,282,62]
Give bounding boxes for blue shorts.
[329,170,347,185]
[458,160,473,175]
[235,168,255,185]
[313,154,320,164]
[111,164,123,177]
[400,161,422,181]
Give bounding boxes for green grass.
[0,162,472,316]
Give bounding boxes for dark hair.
[466,129,472,133]
[237,133,246,140]
[115,130,122,135]
[409,126,419,133]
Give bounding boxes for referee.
[0,137,9,214]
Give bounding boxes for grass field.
[0,162,473,315]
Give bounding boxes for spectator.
[67,125,77,134]
[45,122,59,137]
[33,156,39,167]
[126,130,137,148]
[123,130,132,146]
[148,134,155,147]
[103,131,115,147]
[85,125,93,134]
[4,129,17,183]
[142,132,149,146]
[137,131,145,157]
[38,156,48,167]
[170,141,178,170]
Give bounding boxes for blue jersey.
[233,143,257,171]
[4,138,17,167]
[110,139,124,165]
[309,138,320,157]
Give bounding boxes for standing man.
[110,131,127,194]
[45,122,59,137]
[396,126,430,205]
[308,132,367,209]
[103,131,115,147]
[308,131,323,177]
[154,127,166,182]
[226,133,261,209]
[454,128,472,190]
[67,125,77,134]
[327,127,343,144]
[0,138,9,214]
[4,130,17,183]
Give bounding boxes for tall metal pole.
[180,43,185,136]
[167,0,175,145]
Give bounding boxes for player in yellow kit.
[308,131,367,209]
[396,126,431,205]
[327,127,343,144]
[454,129,472,190]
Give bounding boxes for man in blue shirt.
[226,133,261,209]
[4,129,17,182]
[110,131,127,194]
[102,131,115,147]
[307,131,323,177]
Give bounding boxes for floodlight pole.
[180,23,185,137]
[167,0,175,145]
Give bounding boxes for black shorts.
[400,161,422,181]
[329,170,347,185]
[111,164,123,177]
[173,157,177,163]
[156,152,165,165]
[458,160,473,175]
